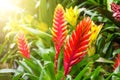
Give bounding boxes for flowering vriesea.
[17,32,30,59]
[52,4,67,73]
[65,6,80,27]
[88,22,103,56]
[64,17,92,76]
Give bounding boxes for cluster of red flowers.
[111,2,120,22]
[52,4,92,76]
[16,3,120,77]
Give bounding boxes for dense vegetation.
[0,0,120,80]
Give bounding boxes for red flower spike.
[111,2,120,12]
[64,17,92,76]
[111,2,120,22]
[52,4,67,73]
[114,54,120,70]
[17,32,30,59]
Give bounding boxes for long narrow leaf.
[0,69,16,73]
[74,62,93,80]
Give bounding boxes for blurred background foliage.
[0,0,120,80]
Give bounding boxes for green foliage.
[1,0,120,80]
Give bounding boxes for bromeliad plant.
[12,4,104,80]
[88,22,103,56]
[63,17,92,76]
[1,0,120,80]
[52,4,67,73]
[52,4,92,76]
[17,32,30,59]
[5,2,120,79]
[65,6,80,27]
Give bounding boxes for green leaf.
[42,53,51,61]
[113,49,120,56]
[24,59,41,76]
[106,0,113,11]
[0,69,16,73]
[112,66,120,80]
[30,55,44,71]
[39,69,51,80]
[87,0,98,5]
[71,54,99,75]
[56,71,64,80]
[70,58,89,75]
[21,26,52,40]
[103,41,111,54]
[101,26,117,33]
[91,66,102,80]
[112,73,120,80]
[0,40,8,55]
[105,73,114,80]
[83,66,103,80]
[45,61,56,80]
[22,73,39,80]
[74,62,93,80]
[16,60,33,74]
[12,73,23,80]
[96,57,114,63]
[38,0,47,22]
[114,32,120,36]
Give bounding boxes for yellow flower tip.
[90,22,103,41]
[57,4,62,7]
[54,4,64,19]
[87,46,95,56]
[65,6,80,26]
[98,24,103,30]
[56,4,64,11]
[88,22,103,56]
[74,6,80,14]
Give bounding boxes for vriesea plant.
[12,4,105,80]
[88,22,103,56]
[2,0,120,79]
[52,4,67,73]
[64,17,92,76]
[17,32,30,59]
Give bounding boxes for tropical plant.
[1,0,120,80]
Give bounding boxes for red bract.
[64,17,92,76]
[111,2,120,22]
[52,4,67,72]
[114,54,120,70]
[111,2,120,12]
[17,32,30,59]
